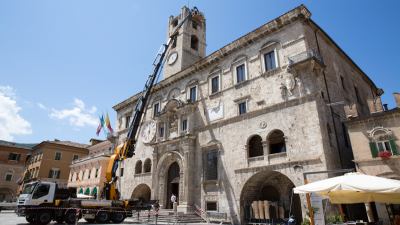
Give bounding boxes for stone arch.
[167,88,181,100]
[240,170,302,224]
[209,66,221,75]
[247,135,264,158]
[155,151,185,209]
[260,40,282,50]
[131,184,151,202]
[186,78,199,87]
[232,54,248,65]
[162,99,182,114]
[143,158,152,173]
[267,129,286,154]
[135,160,143,174]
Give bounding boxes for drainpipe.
[313,28,344,169]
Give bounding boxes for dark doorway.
[166,162,180,209]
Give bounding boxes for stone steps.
[131,209,206,224]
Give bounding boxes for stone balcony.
[288,49,324,67]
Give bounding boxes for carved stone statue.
[168,114,178,136]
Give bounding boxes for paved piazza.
[0,211,208,225]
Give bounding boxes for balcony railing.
[288,49,323,66]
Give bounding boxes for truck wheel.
[26,215,35,224]
[95,210,110,223]
[111,211,125,223]
[84,218,95,223]
[37,211,52,225]
[64,210,78,224]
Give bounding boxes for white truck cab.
[17,181,56,208]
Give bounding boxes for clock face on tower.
[140,120,156,143]
[168,52,178,65]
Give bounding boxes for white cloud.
[50,98,98,128]
[37,102,47,110]
[0,86,32,141]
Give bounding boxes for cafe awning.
[293,172,400,204]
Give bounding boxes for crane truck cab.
[16,181,138,225]
[17,181,79,225]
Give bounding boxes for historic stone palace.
[113,5,382,224]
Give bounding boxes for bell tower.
[163,6,206,79]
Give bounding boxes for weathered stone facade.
[113,5,381,224]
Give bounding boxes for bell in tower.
[163,6,206,79]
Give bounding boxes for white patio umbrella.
[293,172,400,204]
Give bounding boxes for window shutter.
[56,171,60,179]
[389,140,398,155]
[48,170,53,178]
[369,142,378,158]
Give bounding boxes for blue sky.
[0,1,399,144]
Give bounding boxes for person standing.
[171,193,176,209]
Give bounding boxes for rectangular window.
[236,64,246,83]
[159,124,165,138]
[205,150,218,180]
[206,202,217,211]
[54,152,62,160]
[95,168,99,178]
[73,154,79,161]
[238,101,247,115]
[211,76,220,94]
[125,115,131,129]
[189,86,197,102]
[376,141,391,152]
[48,169,60,179]
[153,102,160,117]
[88,170,91,179]
[264,51,276,71]
[182,119,188,132]
[5,173,12,181]
[8,153,21,161]
[120,168,124,177]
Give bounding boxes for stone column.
[252,201,259,219]
[258,201,265,219]
[264,201,270,220]
[279,205,285,219]
[177,137,195,213]
[151,151,159,201]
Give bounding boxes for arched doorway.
[131,184,151,202]
[240,171,302,223]
[166,162,180,209]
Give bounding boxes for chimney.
[394,92,400,108]
[344,103,358,119]
[367,97,383,113]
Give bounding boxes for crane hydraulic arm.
[104,7,200,200]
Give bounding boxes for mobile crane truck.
[16,7,201,225]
